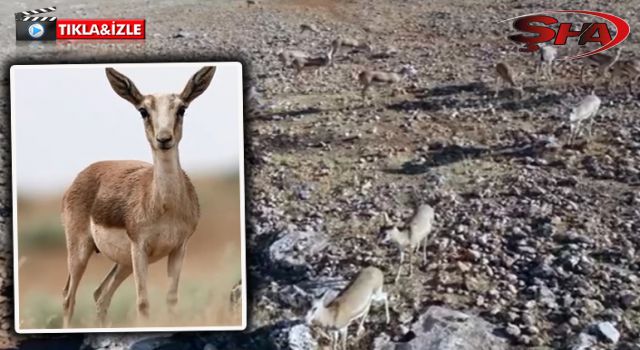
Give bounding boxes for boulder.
[374,306,509,350]
[269,229,328,268]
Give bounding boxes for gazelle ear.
[105,68,144,106]
[181,66,216,104]
[382,212,393,226]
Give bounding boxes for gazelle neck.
[393,228,411,246]
[151,147,185,204]
[317,304,338,328]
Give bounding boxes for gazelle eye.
[138,108,149,119]
[177,106,186,117]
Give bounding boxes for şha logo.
[505,10,630,60]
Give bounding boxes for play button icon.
[28,23,44,39]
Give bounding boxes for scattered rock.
[567,332,597,350]
[593,321,620,344]
[288,324,317,350]
[506,323,521,337]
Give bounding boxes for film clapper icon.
[15,7,57,41]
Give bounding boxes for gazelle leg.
[494,78,501,98]
[584,119,590,138]
[587,117,594,137]
[373,289,390,323]
[131,241,150,321]
[361,85,370,100]
[356,302,372,336]
[394,251,404,284]
[167,243,187,315]
[384,292,390,323]
[62,234,94,328]
[331,331,338,350]
[569,122,577,145]
[568,130,574,145]
[409,248,415,277]
[341,327,348,350]
[93,264,118,303]
[423,237,428,264]
[96,264,132,326]
[607,76,614,92]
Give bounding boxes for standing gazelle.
[494,62,524,99]
[306,267,390,350]
[61,66,216,327]
[382,205,435,283]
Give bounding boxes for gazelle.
[306,267,390,350]
[358,65,417,99]
[292,52,333,76]
[330,37,372,60]
[300,23,320,34]
[382,205,435,283]
[277,49,311,68]
[61,66,215,327]
[608,58,640,93]
[564,91,601,145]
[580,47,621,84]
[494,62,524,99]
[536,43,558,81]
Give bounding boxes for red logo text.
[506,10,629,60]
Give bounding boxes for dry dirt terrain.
[0,0,639,349]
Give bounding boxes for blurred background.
[13,63,244,329]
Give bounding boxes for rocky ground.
[0,0,639,349]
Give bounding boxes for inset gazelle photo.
[10,62,245,333]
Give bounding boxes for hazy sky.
[11,62,243,196]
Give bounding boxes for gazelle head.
[381,226,402,244]
[380,212,400,244]
[105,66,216,152]
[305,291,333,326]
[561,98,579,125]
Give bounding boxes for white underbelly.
[90,219,190,265]
[90,220,132,266]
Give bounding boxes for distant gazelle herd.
[274,25,639,146]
